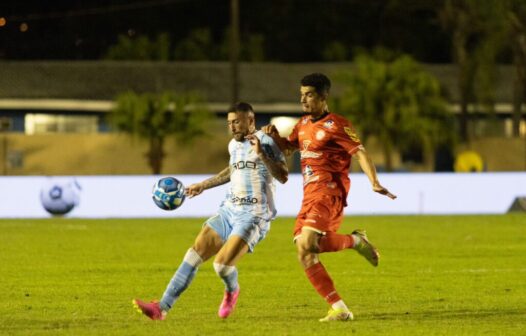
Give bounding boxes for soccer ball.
[152,177,186,210]
[40,178,82,216]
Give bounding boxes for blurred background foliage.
[110,91,211,174]
[333,51,455,171]
[1,0,525,174]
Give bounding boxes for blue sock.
[160,248,203,311]
[213,263,239,292]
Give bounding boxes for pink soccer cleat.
[218,288,240,319]
[132,299,165,320]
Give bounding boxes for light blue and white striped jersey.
[223,130,285,220]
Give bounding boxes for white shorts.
[205,206,270,252]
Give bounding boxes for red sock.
[318,232,354,253]
[305,262,341,304]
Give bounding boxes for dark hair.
[227,102,254,114]
[301,73,331,96]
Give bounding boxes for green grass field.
[1,215,525,335]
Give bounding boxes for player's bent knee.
[183,248,204,267]
[193,227,223,260]
[213,262,236,277]
[296,236,318,254]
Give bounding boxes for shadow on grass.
[362,308,525,321]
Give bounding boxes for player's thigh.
[193,224,224,261]
[214,235,249,266]
[215,212,270,266]
[230,213,270,253]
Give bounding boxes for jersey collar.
[310,111,330,123]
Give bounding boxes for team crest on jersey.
[316,130,326,140]
[344,127,361,142]
[323,120,334,129]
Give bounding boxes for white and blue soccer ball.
[152,177,185,211]
[40,178,82,216]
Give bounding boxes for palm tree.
[333,53,455,172]
[439,0,508,142]
[110,91,210,174]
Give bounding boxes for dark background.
[0,0,454,62]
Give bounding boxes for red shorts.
[293,194,344,238]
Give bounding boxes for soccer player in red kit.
[263,73,396,322]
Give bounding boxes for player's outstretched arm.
[185,166,231,198]
[355,147,397,200]
[246,134,288,184]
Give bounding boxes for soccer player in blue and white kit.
[133,102,288,320]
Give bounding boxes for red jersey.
[286,112,363,205]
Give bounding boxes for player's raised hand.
[373,184,397,200]
[185,183,204,198]
[245,134,262,155]
[261,124,280,137]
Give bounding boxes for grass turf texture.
[1,215,525,335]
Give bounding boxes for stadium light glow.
[270,116,299,137]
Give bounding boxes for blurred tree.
[333,53,455,171]
[110,91,210,174]
[241,33,265,62]
[173,28,216,60]
[508,0,526,138]
[439,0,508,141]
[219,28,266,62]
[322,41,348,62]
[104,33,171,61]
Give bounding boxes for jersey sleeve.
[332,119,363,155]
[260,133,286,163]
[285,120,301,149]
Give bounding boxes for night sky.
[0,0,452,62]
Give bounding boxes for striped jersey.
[223,130,285,220]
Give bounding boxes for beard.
[232,132,246,142]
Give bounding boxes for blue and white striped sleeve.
[260,134,285,163]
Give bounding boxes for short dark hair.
[301,73,331,96]
[227,102,254,114]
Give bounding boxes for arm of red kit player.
[261,124,296,155]
[354,147,397,200]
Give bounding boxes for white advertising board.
[0,173,525,218]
